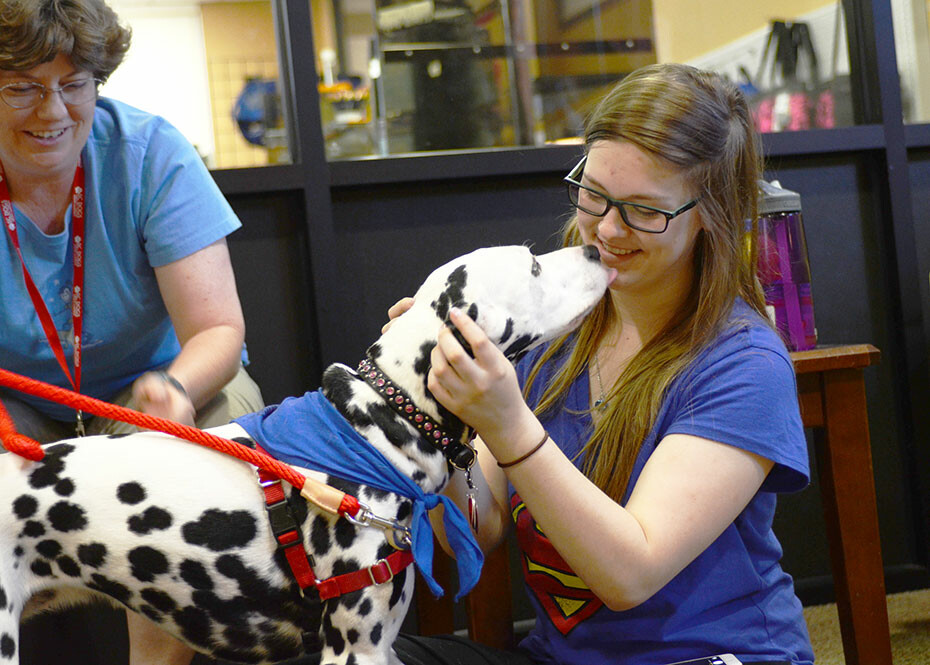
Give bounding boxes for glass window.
[313,0,858,160]
[890,0,930,124]
[104,0,292,169]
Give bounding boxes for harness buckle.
[368,559,394,586]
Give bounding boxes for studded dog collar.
[357,355,476,471]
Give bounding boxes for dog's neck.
[318,311,470,494]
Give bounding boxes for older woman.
[0,0,263,663]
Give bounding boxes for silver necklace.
[592,353,608,410]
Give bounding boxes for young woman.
[385,63,814,665]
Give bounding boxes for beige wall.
[652,0,834,63]
[202,1,279,168]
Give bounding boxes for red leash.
[0,367,360,520]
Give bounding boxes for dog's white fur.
[0,245,610,665]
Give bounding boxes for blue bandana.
[234,390,483,600]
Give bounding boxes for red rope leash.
[0,367,360,519]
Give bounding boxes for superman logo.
[511,493,603,634]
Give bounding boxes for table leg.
[814,367,893,665]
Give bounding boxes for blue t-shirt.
[512,300,814,665]
[0,98,243,420]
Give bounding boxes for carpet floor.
[803,589,930,664]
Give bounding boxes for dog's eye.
[530,256,541,276]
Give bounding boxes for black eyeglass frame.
[563,156,700,234]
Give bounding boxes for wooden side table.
[791,344,891,665]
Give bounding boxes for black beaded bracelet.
[497,431,549,469]
[156,371,190,402]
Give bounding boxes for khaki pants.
[0,365,264,445]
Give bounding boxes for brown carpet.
[803,589,930,664]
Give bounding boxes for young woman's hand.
[428,307,540,451]
[381,297,415,333]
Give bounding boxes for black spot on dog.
[13,546,23,558]
[141,587,178,613]
[346,654,358,665]
[106,433,132,439]
[77,543,107,568]
[499,318,514,345]
[54,478,75,496]
[395,501,412,522]
[346,628,360,645]
[35,539,62,559]
[27,444,73,489]
[88,573,132,604]
[21,521,44,538]
[333,517,358,550]
[231,436,256,449]
[47,501,87,532]
[466,302,479,321]
[173,606,212,648]
[412,470,427,484]
[29,559,53,577]
[128,506,173,535]
[223,625,255,649]
[531,255,542,276]
[0,586,6,610]
[179,559,214,591]
[309,515,332,556]
[1,633,15,658]
[322,612,346,655]
[388,568,407,609]
[12,495,38,519]
[370,621,382,645]
[431,264,467,321]
[182,510,257,551]
[367,343,382,362]
[503,333,540,360]
[116,482,146,505]
[191,589,250,626]
[128,546,169,582]
[56,555,81,577]
[139,605,163,623]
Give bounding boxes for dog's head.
[370,245,613,408]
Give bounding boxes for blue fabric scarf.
[234,390,483,601]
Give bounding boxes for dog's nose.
[583,245,600,261]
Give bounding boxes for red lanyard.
[0,160,86,433]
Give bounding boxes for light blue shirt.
[0,98,242,420]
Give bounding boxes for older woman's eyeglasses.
[564,156,700,234]
[0,78,102,109]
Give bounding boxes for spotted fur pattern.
[0,245,611,665]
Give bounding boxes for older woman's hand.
[132,372,196,426]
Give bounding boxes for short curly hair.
[0,0,131,81]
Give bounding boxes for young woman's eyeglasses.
[564,156,700,234]
[0,78,102,109]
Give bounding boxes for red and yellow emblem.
[511,493,603,635]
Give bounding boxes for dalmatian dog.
[0,244,613,665]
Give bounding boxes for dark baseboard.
[795,563,930,606]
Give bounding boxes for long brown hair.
[0,0,131,80]
[525,63,766,502]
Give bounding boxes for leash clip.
[75,410,85,437]
[465,467,479,533]
[345,501,413,549]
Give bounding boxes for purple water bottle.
[756,180,817,351]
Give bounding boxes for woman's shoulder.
[89,97,187,153]
[697,299,792,372]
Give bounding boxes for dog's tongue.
[607,268,619,285]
